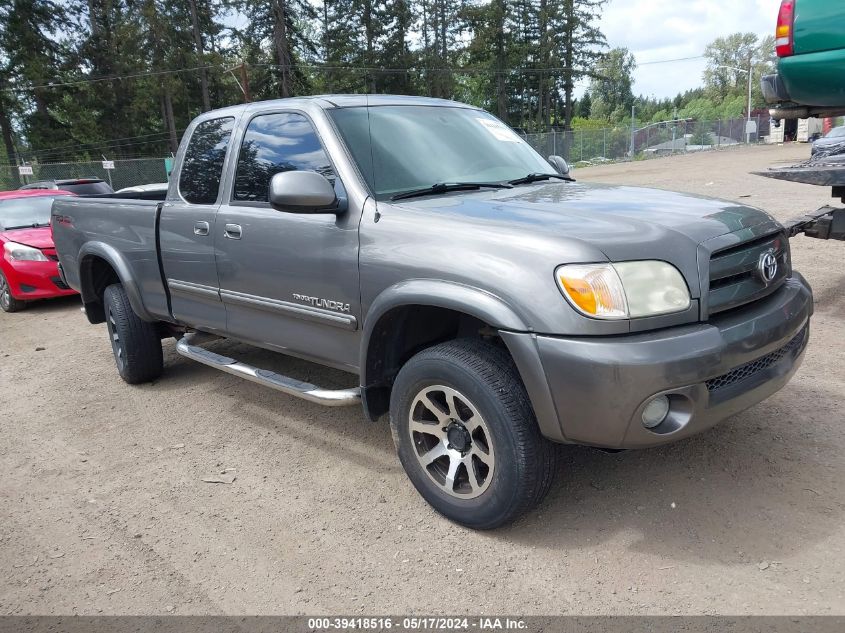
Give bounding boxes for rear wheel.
[0,271,26,313]
[103,283,163,384]
[390,339,558,529]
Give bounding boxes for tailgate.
[794,0,845,54]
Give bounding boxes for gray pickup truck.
[52,95,813,529]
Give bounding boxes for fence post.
[603,128,606,158]
[553,129,557,156]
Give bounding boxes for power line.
[638,55,705,66]
[27,130,181,157]
[1,64,219,93]
[3,54,710,93]
[18,133,183,163]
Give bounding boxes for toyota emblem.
[757,249,779,284]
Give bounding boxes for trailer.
[755,144,845,241]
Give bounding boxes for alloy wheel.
[407,385,495,499]
[0,274,9,311]
[106,307,125,372]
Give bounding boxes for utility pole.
[239,62,252,103]
[716,64,754,144]
[746,60,753,144]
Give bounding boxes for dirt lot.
[1,144,843,616]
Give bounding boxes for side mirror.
[548,155,570,176]
[268,170,342,214]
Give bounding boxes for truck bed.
[51,196,171,322]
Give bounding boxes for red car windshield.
[0,196,65,230]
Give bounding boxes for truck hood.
[0,226,54,249]
[395,181,777,262]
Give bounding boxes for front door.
[214,110,361,370]
[160,116,236,332]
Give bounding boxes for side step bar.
[175,332,361,407]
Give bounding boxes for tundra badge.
[292,293,351,313]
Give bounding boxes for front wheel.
[103,283,163,384]
[0,270,26,312]
[389,339,558,529]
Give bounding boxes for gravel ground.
[0,143,843,616]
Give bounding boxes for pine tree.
[551,0,607,130]
[237,0,317,98]
[0,0,72,158]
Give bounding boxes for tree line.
[0,0,776,169]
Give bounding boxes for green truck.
[757,0,845,243]
[762,0,845,119]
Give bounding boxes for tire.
[389,339,558,529]
[0,270,26,312]
[103,283,163,384]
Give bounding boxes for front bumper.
[1,258,78,301]
[504,274,812,449]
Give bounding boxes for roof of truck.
[200,95,477,120]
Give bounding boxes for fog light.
[642,395,670,429]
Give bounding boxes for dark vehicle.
[52,96,812,529]
[811,126,845,156]
[20,178,114,195]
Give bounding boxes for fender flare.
[78,241,155,322]
[360,279,529,387]
[362,279,528,356]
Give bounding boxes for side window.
[179,117,235,205]
[233,112,337,203]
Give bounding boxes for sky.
[589,0,782,99]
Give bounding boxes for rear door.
[214,110,361,370]
[159,116,236,332]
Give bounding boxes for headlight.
[556,261,690,319]
[3,241,49,262]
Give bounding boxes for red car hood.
[0,226,54,249]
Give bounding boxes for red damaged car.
[0,190,78,312]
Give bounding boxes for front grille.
[708,232,789,314]
[706,325,808,392]
[51,276,70,290]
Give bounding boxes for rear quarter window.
[179,117,235,205]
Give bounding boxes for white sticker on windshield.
[476,117,521,143]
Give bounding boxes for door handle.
[193,221,210,236]
[224,223,242,240]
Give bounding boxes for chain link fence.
[522,116,775,165]
[0,157,171,191]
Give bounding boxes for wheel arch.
[359,280,530,421]
[78,242,153,324]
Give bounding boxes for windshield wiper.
[390,181,513,201]
[4,222,50,230]
[507,173,572,186]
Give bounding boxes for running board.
[175,332,361,407]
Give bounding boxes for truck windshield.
[328,105,559,200]
[0,195,68,230]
